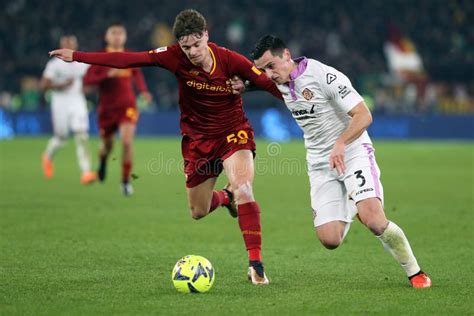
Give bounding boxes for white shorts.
[51,102,89,137]
[308,143,384,227]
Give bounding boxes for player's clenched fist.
[49,48,74,62]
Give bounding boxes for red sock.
[238,202,262,262]
[122,160,132,183]
[209,190,230,212]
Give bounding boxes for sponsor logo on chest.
[186,79,232,93]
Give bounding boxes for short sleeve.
[317,63,363,113]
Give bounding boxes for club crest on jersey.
[302,88,314,101]
[189,69,200,76]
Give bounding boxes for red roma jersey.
[83,49,148,112]
[74,42,282,137]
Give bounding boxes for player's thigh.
[344,151,387,232]
[186,176,218,214]
[69,105,89,134]
[343,151,384,205]
[119,122,136,145]
[222,149,254,187]
[309,169,354,227]
[99,128,115,149]
[181,136,224,189]
[51,105,69,138]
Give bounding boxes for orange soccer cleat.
[80,171,97,185]
[409,271,432,289]
[42,154,54,179]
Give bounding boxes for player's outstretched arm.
[49,49,74,62]
[228,50,283,100]
[49,49,155,68]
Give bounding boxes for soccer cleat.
[409,271,432,288]
[222,184,238,218]
[121,182,134,196]
[42,154,54,179]
[80,171,97,185]
[97,161,107,182]
[247,260,269,285]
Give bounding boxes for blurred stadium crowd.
[1,0,472,114]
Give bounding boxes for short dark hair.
[251,35,287,60]
[107,22,125,29]
[172,9,207,40]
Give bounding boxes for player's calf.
[189,201,211,220]
[190,209,207,220]
[356,198,388,235]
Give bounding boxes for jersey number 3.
[354,170,366,187]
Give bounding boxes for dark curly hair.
[172,9,207,41]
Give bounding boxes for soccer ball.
[172,255,215,293]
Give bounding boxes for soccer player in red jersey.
[83,23,152,196]
[51,9,282,285]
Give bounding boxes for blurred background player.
[50,9,282,285]
[83,23,152,196]
[243,35,431,288]
[41,35,96,185]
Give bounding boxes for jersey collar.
[208,46,217,75]
[189,46,216,75]
[288,57,308,101]
[289,57,308,80]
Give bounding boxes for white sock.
[377,221,421,277]
[74,132,92,173]
[45,136,66,159]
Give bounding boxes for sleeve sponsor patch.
[338,85,352,99]
[149,46,167,54]
[251,66,262,76]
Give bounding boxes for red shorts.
[98,106,139,137]
[182,126,256,188]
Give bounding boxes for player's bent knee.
[74,132,88,141]
[191,212,205,220]
[234,181,254,203]
[122,140,133,151]
[54,135,68,145]
[319,236,342,250]
[189,205,208,220]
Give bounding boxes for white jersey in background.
[43,59,90,134]
[276,57,371,169]
[42,58,95,181]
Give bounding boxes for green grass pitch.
[1,137,473,315]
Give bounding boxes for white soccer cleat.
[121,182,134,196]
[247,261,270,285]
